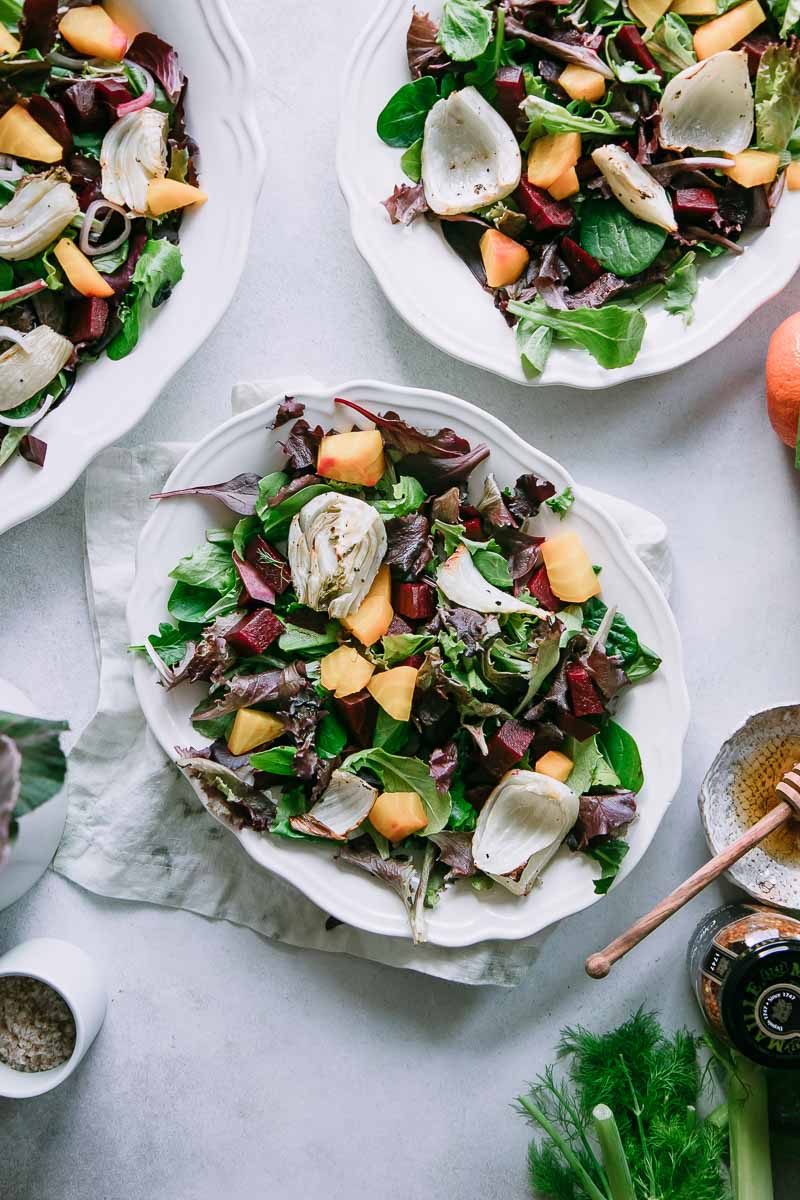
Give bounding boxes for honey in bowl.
[731,733,800,868]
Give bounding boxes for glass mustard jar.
[687,901,800,1071]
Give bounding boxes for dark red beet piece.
[244,535,291,595]
[516,180,574,233]
[672,188,718,220]
[334,689,376,749]
[63,82,105,132]
[95,80,135,112]
[399,654,426,669]
[557,711,600,741]
[565,663,605,717]
[233,552,276,606]
[486,720,535,776]
[19,434,47,468]
[494,66,526,128]
[68,297,108,344]
[386,614,413,636]
[393,582,437,620]
[462,517,484,539]
[616,26,662,79]
[225,609,284,656]
[560,236,602,290]
[528,566,560,612]
[27,95,72,154]
[739,32,773,77]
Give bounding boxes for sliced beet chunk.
[244,535,291,595]
[334,689,376,749]
[494,66,526,128]
[393,581,437,620]
[399,654,425,669]
[485,719,535,776]
[616,25,662,78]
[225,609,284,656]
[68,297,108,343]
[672,188,718,221]
[565,663,605,717]
[233,552,275,605]
[560,236,602,290]
[386,614,413,637]
[528,565,560,612]
[516,180,574,233]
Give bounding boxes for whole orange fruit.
[766,313,800,447]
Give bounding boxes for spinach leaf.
[401,138,423,182]
[579,199,668,278]
[0,261,12,290]
[107,239,184,361]
[438,0,493,62]
[168,581,220,624]
[473,548,512,588]
[625,645,662,683]
[756,42,800,153]
[585,836,629,894]
[191,711,234,741]
[72,129,104,158]
[277,622,339,659]
[258,482,336,536]
[169,542,236,592]
[232,515,260,559]
[249,746,297,774]
[377,76,438,147]
[646,13,695,77]
[510,301,646,370]
[317,713,348,759]
[0,1,22,22]
[447,775,477,831]
[598,720,644,793]
[546,487,574,519]
[373,709,410,752]
[0,711,68,815]
[341,747,451,834]
[270,785,311,838]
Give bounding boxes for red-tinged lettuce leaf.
[407,7,452,77]
[504,19,612,77]
[399,443,490,489]
[572,790,637,849]
[477,473,517,528]
[335,398,471,457]
[19,0,59,53]
[280,418,324,473]
[126,32,185,104]
[177,756,277,832]
[430,741,458,793]
[495,526,544,581]
[581,646,629,703]
[275,695,323,782]
[429,830,476,878]
[19,434,47,468]
[194,662,311,720]
[168,614,239,688]
[385,512,433,577]
[266,473,320,507]
[428,606,495,653]
[27,95,71,154]
[0,734,22,867]
[151,472,261,516]
[506,473,557,522]
[430,487,461,525]
[383,181,429,225]
[337,842,420,917]
[272,396,304,428]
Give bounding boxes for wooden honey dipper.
[585,762,800,979]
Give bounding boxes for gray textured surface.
[1,0,799,1195]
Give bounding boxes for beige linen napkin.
[53,380,671,987]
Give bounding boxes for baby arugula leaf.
[509,300,646,370]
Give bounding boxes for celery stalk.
[727,1053,774,1200]
[592,1104,636,1200]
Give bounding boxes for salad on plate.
[0,1,205,473]
[377,0,800,375]
[139,397,662,941]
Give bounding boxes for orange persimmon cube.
[53,239,114,298]
[369,791,427,841]
[558,65,606,104]
[0,104,61,163]
[693,0,765,60]
[58,5,127,61]
[723,149,779,188]
[535,751,574,784]
[340,565,393,647]
[541,531,601,604]
[527,132,581,190]
[317,430,385,487]
[320,645,375,698]
[479,228,529,288]
[786,162,800,190]
[548,167,579,201]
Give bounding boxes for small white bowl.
[0,939,107,1098]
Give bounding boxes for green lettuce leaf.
[509,300,647,371]
[585,836,629,893]
[645,14,696,77]
[756,42,800,153]
[0,711,68,815]
[341,747,451,834]
[438,0,493,62]
[522,94,623,141]
[107,239,184,361]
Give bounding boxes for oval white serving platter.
[0,0,264,536]
[337,0,800,389]
[128,380,690,946]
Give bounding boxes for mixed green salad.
[378,1,800,374]
[0,1,205,473]
[139,398,661,940]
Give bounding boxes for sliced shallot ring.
[117,63,155,117]
[79,198,131,256]
[0,390,57,428]
[0,326,31,354]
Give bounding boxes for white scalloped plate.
[0,0,264,535]
[337,0,800,389]
[128,380,689,945]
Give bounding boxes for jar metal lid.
[721,941,800,1071]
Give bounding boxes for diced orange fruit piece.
[693,0,765,59]
[786,162,800,191]
[535,751,574,784]
[369,791,427,841]
[54,238,114,298]
[367,665,418,722]
[479,228,529,288]
[317,430,385,487]
[548,167,579,201]
[0,26,20,55]
[629,0,671,26]
[227,709,285,756]
[723,149,779,188]
[559,65,606,104]
[541,531,601,604]
[527,132,581,190]
[0,104,61,163]
[320,644,375,698]
[340,564,393,647]
[670,0,716,14]
[58,5,127,61]
[147,178,208,217]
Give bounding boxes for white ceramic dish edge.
[127,379,691,946]
[0,0,266,536]
[337,0,800,389]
